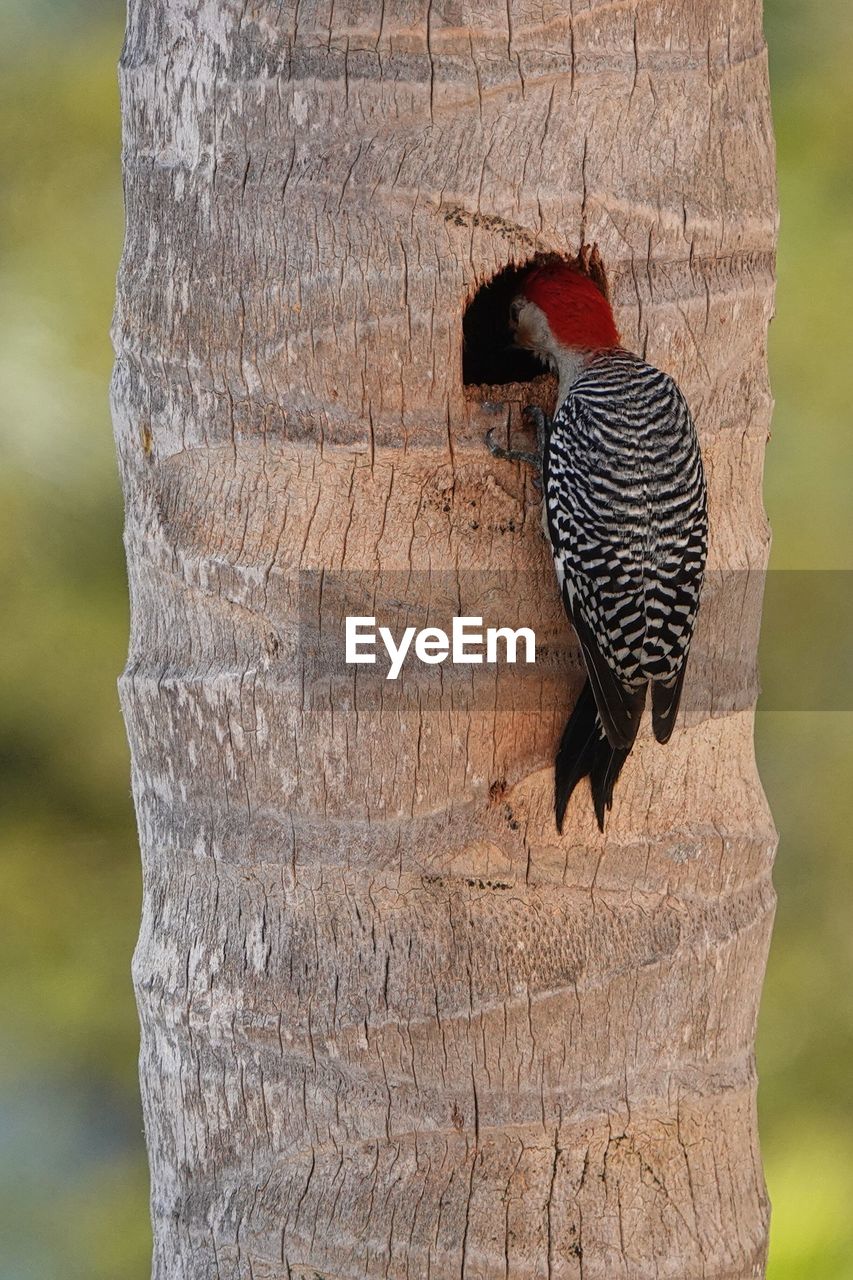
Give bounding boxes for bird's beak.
[512,322,533,351]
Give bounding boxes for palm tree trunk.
[113,1,777,1275]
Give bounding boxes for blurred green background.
[0,1,850,1276]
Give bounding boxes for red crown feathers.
[523,262,620,351]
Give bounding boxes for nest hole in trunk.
[462,260,544,390]
[461,247,610,403]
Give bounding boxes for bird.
[487,257,708,831]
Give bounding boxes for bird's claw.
[485,428,538,465]
[523,405,550,460]
[523,405,547,432]
[485,427,508,460]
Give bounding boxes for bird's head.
[509,262,620,370]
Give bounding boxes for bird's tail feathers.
[555,680,630,833]
[651,663,688,744]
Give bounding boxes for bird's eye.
[509,298,523,324]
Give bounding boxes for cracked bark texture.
[112,1,778,1276]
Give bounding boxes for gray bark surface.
[113,1,777,1276]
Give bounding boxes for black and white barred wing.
[544,351,708,750]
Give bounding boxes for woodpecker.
[487,260,708,831]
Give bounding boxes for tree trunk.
[113,1,777,1277]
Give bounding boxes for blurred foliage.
[0,0,850,1277]
[0,7,146,1280]
[757,1,853,1276]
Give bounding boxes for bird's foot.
[485,406,549,492]
[522,405,550,457]
[485,428,540,469]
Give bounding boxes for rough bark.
[113,1,777,1276]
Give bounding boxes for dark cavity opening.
[462,260,543,388]
[462,248,610,390]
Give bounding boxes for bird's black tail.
[555,680,631,833]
